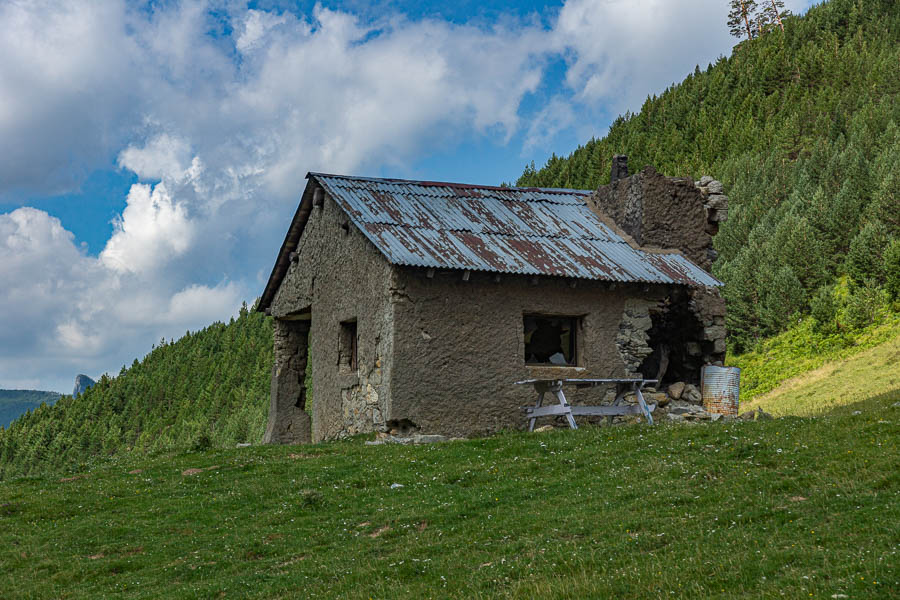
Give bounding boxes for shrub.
[840,285,888,330]
[884,238,900,301]
[810,285,838,333]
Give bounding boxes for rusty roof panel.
[312,173,722,287]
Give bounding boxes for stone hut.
[256,158,728,443]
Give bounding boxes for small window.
[339,320,357,372]
[524,315,579,366]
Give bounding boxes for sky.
[0,0,815,393]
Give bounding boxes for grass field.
[744,330,900,416]
[1,392,897,599]
[728,315,900,404]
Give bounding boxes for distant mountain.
[73,375,96,397]
[0,390,61,428]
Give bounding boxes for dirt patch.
[181,465,220,476]
[59,475,86,483]
[369,525,391,538]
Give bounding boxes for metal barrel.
[701,366,741,416]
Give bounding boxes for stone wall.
[271,186,396,442]
[587,159,729,371]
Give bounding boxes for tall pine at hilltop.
[0,304,272,478]
[519,0,900,350]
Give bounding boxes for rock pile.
[581,381,773,426]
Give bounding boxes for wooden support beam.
[426,268,435,279]
[313,187,325,207]
[462,270,471,281]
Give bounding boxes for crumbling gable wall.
[270,187,396,442]
[589,158,729,378]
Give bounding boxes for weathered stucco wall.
[271,189,395,442]
[387,270,668,438]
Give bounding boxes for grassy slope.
[744,329,900,416]
[1,394,897,599]
[728,315,900,403]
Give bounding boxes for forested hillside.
[0,304,272,479]
[519,0,900,350]
[0,390,60,428]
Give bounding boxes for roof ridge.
[309,172,593,195]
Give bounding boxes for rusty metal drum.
[701,366,741,416]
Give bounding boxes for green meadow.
[2,392,897,599]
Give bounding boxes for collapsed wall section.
[592,159,729,372]
[264,318,311,444]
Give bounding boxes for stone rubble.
[365,433,458,446]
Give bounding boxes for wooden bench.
[515,378,658,430]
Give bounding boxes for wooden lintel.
[282,311,312,321]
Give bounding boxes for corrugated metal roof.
[311,173,721,287]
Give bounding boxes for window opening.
[524,315,578,365]
[339,320,358,372]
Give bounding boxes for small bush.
[810,285,837,333]
[884,238,900,301]
[840,285,888,331]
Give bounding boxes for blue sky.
[0,0,814,392]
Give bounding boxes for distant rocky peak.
[73,374,96,397]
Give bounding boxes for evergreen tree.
[729,0,760,40]
[757,0,787,33]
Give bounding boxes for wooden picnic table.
[515,378,658,430]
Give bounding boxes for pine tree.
[757,0,786,33]
[728,0,759,40]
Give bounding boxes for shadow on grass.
[818,387,900,417]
